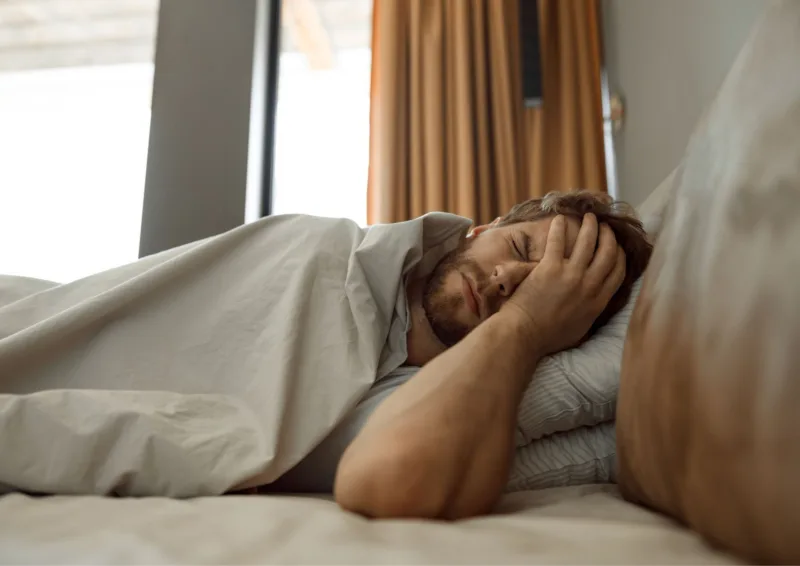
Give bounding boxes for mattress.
[0,485,738,564]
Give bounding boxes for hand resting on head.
[334,213,626,520]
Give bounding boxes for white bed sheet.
[0,485,738,564]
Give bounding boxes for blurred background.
[0,0,766,282]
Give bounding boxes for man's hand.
[504,213,626,357]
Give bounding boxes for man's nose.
[491,262,531,297]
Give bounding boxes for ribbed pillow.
[508,422,615,492]
[514,278,641,447]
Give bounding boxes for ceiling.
[0,0,372,72]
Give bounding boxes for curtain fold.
[368,0,606,226]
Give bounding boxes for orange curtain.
[367,0,607,226]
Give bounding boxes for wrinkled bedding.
[0,213,472,496]
[0,206,633,496]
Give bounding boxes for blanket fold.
[0,213,469,496]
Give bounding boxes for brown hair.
[497,190,653,334]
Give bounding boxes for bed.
[0,485,736,564]
[3,1,799,563]
[0,203,711,564]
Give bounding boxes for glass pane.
[271,0,372,226]
[0,0,160,282]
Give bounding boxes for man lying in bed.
[270,191,652,519]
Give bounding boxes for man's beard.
[422,244,489,348]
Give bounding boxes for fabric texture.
[0,275,57,308]
[617,1,800,563]
[508,423,616,492]
[636,164,680,240]
[0,212,471,497]
[269,366,419,493]
[367,0,606,226]
[0,485,737,564]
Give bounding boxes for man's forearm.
[334,311,543,519]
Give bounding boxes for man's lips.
[461,273,481,319]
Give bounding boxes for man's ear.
[467,217,501,239]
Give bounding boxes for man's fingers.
[543,215,567,262]
[599,246,626,301]
[569,213,598,268]
[586,224,618,288]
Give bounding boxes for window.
[271,0,372,226]
[0,0,159,282]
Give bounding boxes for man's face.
[422,215,582,347]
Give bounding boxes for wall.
[602,0,767,206]
[139,0,264,257]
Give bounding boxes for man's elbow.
[333,443,450,519]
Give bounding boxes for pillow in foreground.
[617,2,800,563]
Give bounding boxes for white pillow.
[637,163,682,240]
[514,277,642,447]
[507,278,643,491]
[508,422,615,492]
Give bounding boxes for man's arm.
[334,214,625,519]
[335,310,544,519]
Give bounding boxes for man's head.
[422,190,653,347]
